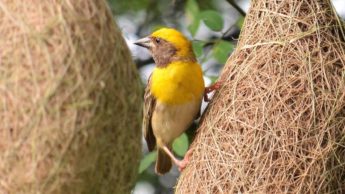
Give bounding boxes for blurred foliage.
[186,0,233,65]
[172,133,189,157]
[139,152,157,174]
[109,0,151,14]
[200,10,224,31]
[213,40,234,64]
[110,0,217,14]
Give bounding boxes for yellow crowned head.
[134,28,196,67]
[151,28,193,57]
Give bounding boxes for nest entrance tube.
[176,0,345,193]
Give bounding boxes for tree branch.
[225,0,246,16]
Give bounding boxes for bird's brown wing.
[143,76,156,151]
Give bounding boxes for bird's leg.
[204,81,222,102]
[177,148,193,171]
[162,146,180,165]
[162,146,192,171]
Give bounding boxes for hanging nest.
[176,0,345,193]
[0,0,142,193]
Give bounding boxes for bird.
[135,28,221,175]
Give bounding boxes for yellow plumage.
[151,61,204,105]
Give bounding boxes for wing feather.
[142,76,156,151]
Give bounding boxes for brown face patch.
[149,37,195,68]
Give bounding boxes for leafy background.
[109,0,345,193]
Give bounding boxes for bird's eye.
[155,38,161,44]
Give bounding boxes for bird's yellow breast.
[151,61,204,105]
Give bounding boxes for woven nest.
[0,0,142,193]
[177,0,345,193]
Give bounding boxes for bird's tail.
[155,147,172,175]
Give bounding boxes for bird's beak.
[134,37,152,49]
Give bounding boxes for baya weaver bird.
[135,28,220,175]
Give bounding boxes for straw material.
[0,0,142,193]
[176,0,345,193]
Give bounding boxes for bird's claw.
[204,80,223,102]
[177,159,189,171]
[177,148,193,172]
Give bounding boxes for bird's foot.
[204,81,223,102]
[176,148,193,172]
[162,146,194,172]
[177,159,189,171]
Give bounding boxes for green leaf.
[188,19,200,37]
[236,16,245,28]
[200,10,224,32]
[213,40,233,64]
[186,0,199,16]
[192,41,204,58]
[186,0,200,37]
[172,133,189,157]
[138,152,157,174]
